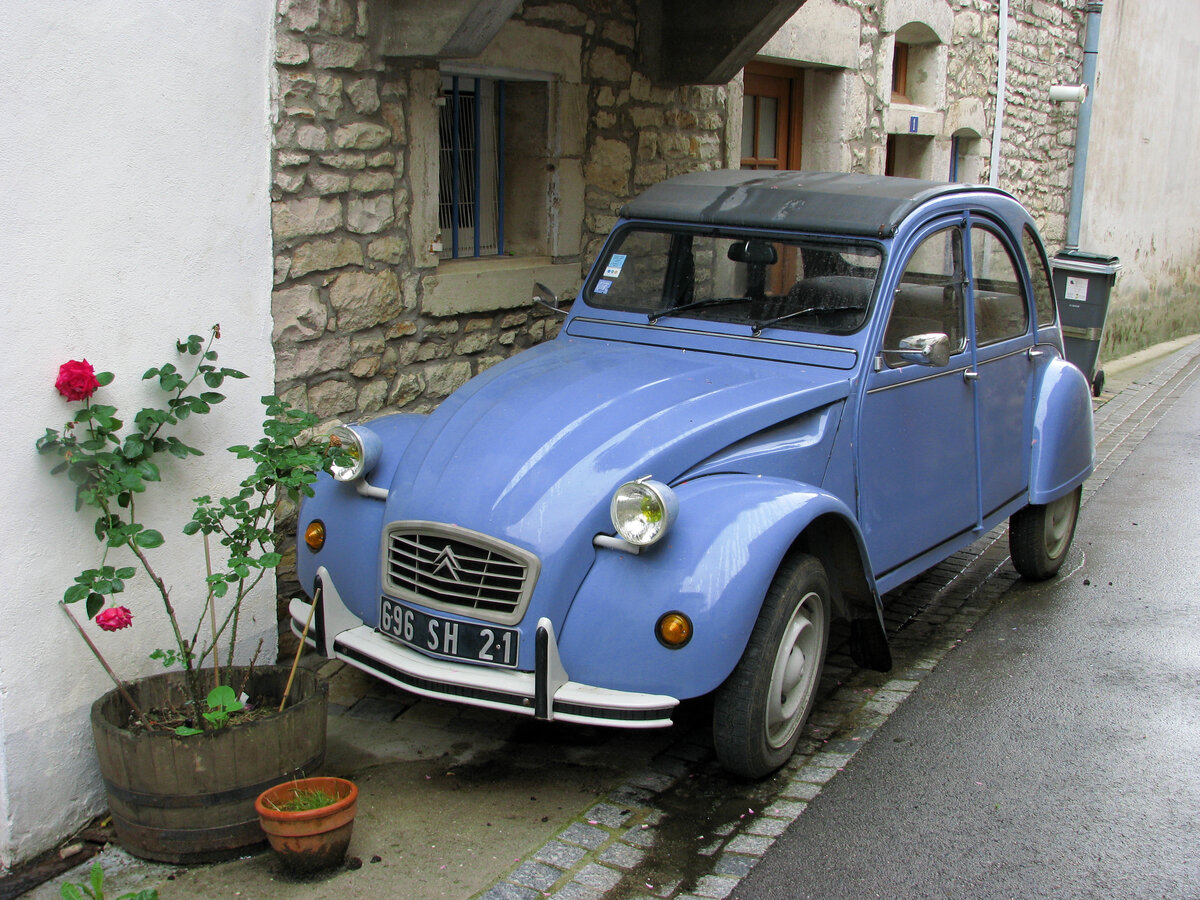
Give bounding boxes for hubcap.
[766,590,824,749]
[1044,491,1078,560]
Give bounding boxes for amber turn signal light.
[304,520,326,552]
[656,611,693,649]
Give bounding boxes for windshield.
[586,227,882,335]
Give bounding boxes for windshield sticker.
[603,254,627,279]
[595,279,613,294]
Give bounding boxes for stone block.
[291,237,363,277]
[273,196,342,243]
[272,284,327,343]
[347,194,395,234]
[330,269,402,330]
[334,121,392,150]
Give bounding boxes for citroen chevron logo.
[431,545,464,582]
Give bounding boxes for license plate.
[379,597,519,668]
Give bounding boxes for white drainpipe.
[989,0,1009,186]
[1066,2,1104,250]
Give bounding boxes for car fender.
[1029,354,1094,503]
[557,473,878,700]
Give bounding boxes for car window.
[883,226,966,368]
[586,226,882,335]
[971,226,1029,346]
[1022,225,1057,326]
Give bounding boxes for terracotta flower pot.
[255,776,358,873]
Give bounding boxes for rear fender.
[557,474,881,699]
[1030,355,1094,503]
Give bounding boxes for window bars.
[438,76,505,259]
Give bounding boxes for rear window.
[587,227,883,335]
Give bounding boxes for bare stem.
[59,603,157,732]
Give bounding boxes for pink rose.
[95,606,134,632]
[56,360,100,402]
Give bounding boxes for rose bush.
[38,327,346,729]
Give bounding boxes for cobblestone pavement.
[471,338,1200,900]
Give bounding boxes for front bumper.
[289,569,679,729]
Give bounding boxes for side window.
[1022,226,1057,326]
[971,226,1029,346]
[884,226,965,368]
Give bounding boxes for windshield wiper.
[751,306,864,336]
[648,297,746,324]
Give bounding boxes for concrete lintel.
[369,0,523,59]
[884,104,945,137]
[422,258,581,317]
[643,0,809,85]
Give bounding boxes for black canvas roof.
[620,170,997,238]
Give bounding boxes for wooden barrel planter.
[90,665,328,864]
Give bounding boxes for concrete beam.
[369,0,523,59]
[641,0,809,84]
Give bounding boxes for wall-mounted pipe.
[988,0,1009,186]
[1066,2,1104,250]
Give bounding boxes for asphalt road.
[732,362,1200,898]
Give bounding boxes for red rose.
[55,359,101,402]
[95,606,134,632]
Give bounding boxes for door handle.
[963,370,979,383]
[1027,347,1045,360]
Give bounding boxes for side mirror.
[532,282,567,316]
[883,333,951,368]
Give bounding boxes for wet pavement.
[24,336,1200,900]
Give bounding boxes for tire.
[713,554,830,778]
[1009,486,1081,580]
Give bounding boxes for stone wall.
[269,0,734,642]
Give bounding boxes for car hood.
[384,336,850,556]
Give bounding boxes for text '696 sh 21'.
[293,170,1093,778]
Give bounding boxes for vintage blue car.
[292,170,1093,777]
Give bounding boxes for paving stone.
[559,822,611,850]
[764,799,808,818]
[480,882,539,900]
[533,840,588,870]
[745,816,790,837]
[574,863,623,892]
[725,834,774,855]
[598,842,646,870]
[509,861,563,891]
[622,823,657,848]
[550,883,603,900]
[713,852,757,877]
[693,874,740,898]
[585,802,633,828]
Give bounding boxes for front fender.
[557,474,869,699]
[1030,355,1094,503]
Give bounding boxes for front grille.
[383,523,539,625]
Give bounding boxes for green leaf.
[64,584,90,604]
[174,725,203,737]
[95,371,115,386]
[86,593,104,619]
[134,529,165,549]
[259,552,283,568]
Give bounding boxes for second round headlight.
[610,478,678,546]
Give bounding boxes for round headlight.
[610,478,678,546]
[328,425,380,482]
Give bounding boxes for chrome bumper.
[289,569,678,729]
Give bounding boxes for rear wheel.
[713,554,830,778]
[1009,486,1081,580]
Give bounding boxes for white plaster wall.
[1080,0,1200,297]
[0,2,275,869]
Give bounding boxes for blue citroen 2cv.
[292,171,1093,777]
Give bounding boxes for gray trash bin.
[1051,250,1121,397]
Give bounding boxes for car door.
[966,217,1034,519]
[858,221,978,580]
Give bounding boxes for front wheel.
[1009,486,1081,580]
[713,554,830,778]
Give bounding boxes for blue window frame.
[438,75,506,259]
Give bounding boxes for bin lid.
[1052,249,1122,275]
